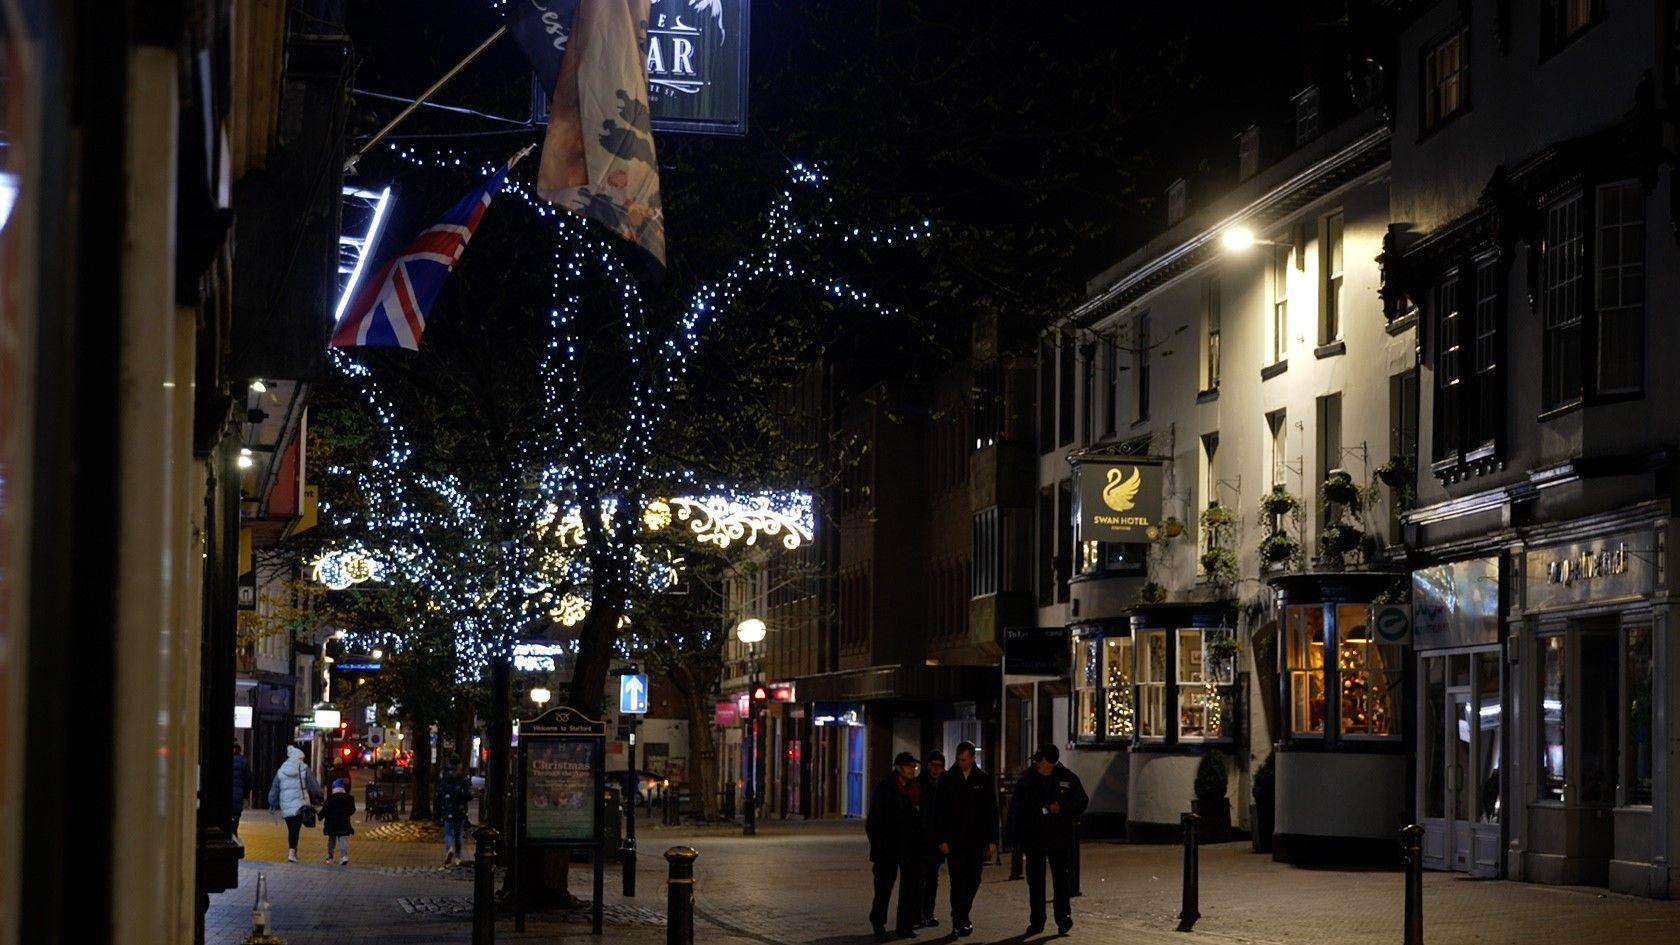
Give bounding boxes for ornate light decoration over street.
[667,493,815,550]
[311,549,386,590]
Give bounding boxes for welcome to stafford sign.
[1076,458,1165,543]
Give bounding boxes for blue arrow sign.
[620,673,650,715]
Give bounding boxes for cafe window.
[1625,625,1654,805]
[1336,604,1402,738]
[1287,606,1327,736]
[1074,636,1100,740]
[1178,629,1234,741]
[1135,629,1168,739]
[1539,634,1566,801]
[1104,637,1135,740]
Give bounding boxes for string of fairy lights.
[321,144,923,679]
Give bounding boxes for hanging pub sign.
[646,0,750,135]
[1076,459,1164,543]
[526,0,750,136]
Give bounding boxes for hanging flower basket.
[1200,505,1236,530]
[1200,547,1238,586]
[1260,487,1300,518]
[1260,532,1299,564]
[1375,456,1411,488]
[1321,522,1364,556]
[1138,582,1168,604]
[1321,470,1360,508]
[1161,516,1186,539]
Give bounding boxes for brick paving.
[212,811,1679,945]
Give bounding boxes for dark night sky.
[344,1,1318,327]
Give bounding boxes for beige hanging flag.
[536,0,666,266]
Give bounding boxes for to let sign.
[646,0,749,135]
[1077,460,1164,543]
[1004,626,1071,677]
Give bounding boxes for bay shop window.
[1073,608,1236,747]
[1285,603,1402,741]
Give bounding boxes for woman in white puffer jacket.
[267,745,322,862]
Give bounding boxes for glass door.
[1449,689,1474,870]
[1419,648,1503,877]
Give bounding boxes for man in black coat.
[915,750,946,929]
[865,752,930,940]
[935,741,998,938]
[1006,744,1088,935]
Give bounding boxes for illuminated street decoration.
[311,549,386,590]
[666,493,814,550]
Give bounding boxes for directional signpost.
[620,674,650,715]
[614,668,649,896]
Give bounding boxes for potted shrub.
[1192,750,1232,842]
[1250,752,1275,853]
[1320,469,1361,509]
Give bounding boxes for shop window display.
[1103,636,1134,739]
[1074,637,1100,739]
[1336,605,1401,737]
[1136,629,1168,739]
[1287,606,1326,736]
[1625,625,1654,806]
[1539,635,1566,802]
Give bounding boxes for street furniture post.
[472,826,500,945]
[1402,823,1424,945]
[1176,812,1201,932]
[664,846,699,945]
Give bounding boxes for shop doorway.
[844,726,866,818]
[1419,648,1502,876]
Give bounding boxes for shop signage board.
[1076,459,1164,543]
[1370,604,1412,646]
[515,705,606,933]
[714,699,739,726]
[1004,626,1071,676]
[1523,533,1653,613]
[1412,557,1499,651]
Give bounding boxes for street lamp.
[530,687,552,708]
[735,618,767,836]
[1219,225,1289,252]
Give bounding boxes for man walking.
[1007,744,1087,936]
[936,741,997,938]
[229,742,252,838]
[916,750,946,929]
[866,752,930,940]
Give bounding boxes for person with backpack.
[437,756,473,866]
[321,778,357,865]
[267,744,322,863]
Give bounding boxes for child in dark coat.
[322,778,357,865]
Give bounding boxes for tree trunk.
[409,713,434,820]
[485,655,512,840]
[568,600,621,715]
[669,660,720,821]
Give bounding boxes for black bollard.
[1176,812,1200,932]
[472,826,500,945]
[665,846,700,945]
[1401,824,1424,945]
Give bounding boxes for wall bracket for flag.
[344,25,510,173]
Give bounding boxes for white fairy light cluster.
[321,144,918,679]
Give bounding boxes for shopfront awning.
[792,663,1001,703]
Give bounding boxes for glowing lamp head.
[370,648,384,660]
[1220,226,1257,252]
[735,618,767,645]
[530,687,552,706]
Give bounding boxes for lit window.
[1335,605,1402,738]
[1271,245,1290,364]
[1322,211,1344,343]
[1178,629,1233,740]
[1287,606,1326,736]
[1422,28,1468,131]
[1103,637,1134,739]
[1135,629,1168,739]
[1074,637,1100,739]
[1539,634,1566,801]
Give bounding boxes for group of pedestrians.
[866,740,1087,940]
[866,743,1088,934]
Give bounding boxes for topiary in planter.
[1195,750,1229,801]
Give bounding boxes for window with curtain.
[1335,605,1402,738]
[1268,409,1288,489]
[1271,245,1290,364]
[1287,606,1326,736]
[1135,629,1168,739]
[1204,276,1221,391]
[1435,275,1462,455]
[1421,26,1468,132]
[1541,193,1585,410]
[1542,0,1600,54]
[1595,180,1644,395]
[1177,629,1232,740]
[1322,211,1344,344]
[1539,634,1566,801]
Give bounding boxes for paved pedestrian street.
[211,813,1678,945]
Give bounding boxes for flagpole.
[345,25,511,173]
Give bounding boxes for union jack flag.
[330,158,516,350]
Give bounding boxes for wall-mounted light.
[1219,225,1289,252]
[250,379,268,393]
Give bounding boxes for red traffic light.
[339,746,353,758]
[752,686,767,701]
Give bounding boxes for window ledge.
[1261,360,1289,381]
[1131,417,1150,429]
[1314,339,1346,359]
[1416,105,1471,144]
[1197,387,1220,404]
[1538,400,1583,423]
[1386,310,1419,336]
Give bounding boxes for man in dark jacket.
[936,741,997,938]
[865,752,929,940]
[915,750,946,929]
[1007,744,1088,935]
[229,742,252,837]
[437,758,472,866]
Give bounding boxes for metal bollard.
[1401,824,1424,945]
[241,872,279,945]
[472,826,500,945]
[665,846,700,945]
[1176,812,1200,932]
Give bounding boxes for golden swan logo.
[1102,466,1143,512]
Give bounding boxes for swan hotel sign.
[1077,459,1164,543]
